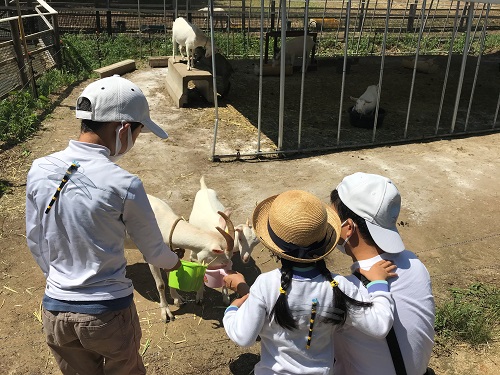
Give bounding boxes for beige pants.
[42,301,146,375]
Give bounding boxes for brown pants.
[42,301,146,375]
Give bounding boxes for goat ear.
[212,249,224,254]
[350,96,358,101]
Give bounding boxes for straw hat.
[252,190,341,263]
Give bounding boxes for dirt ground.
[0,64,499,374]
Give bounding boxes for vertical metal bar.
[396,0,410,44]
[371,0,390,142]
[337,0,352,146]
[257,0,265,152]
[450,1,473,133]
[137,0,142,58]
[209,0,220,160]
[355,0,369,54]
[315,0,328,55]
[435,1,460,135]
[421,0,434,54]
[298,0,310,149]
[493,92,499,129]
[336,0,346,41]
[278,0,287,150]
[468,2,485,55]
[164,0,167,55]
[404,0,427,139]
[464,3,489,131]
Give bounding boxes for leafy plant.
[435,283,500,348]
[0,90,48,144]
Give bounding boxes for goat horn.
[216,227,234,254]
[217,210,235,253]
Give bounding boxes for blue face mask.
[336,220,354,254]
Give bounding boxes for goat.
[273,35,315,73]
[193,46,234,98]
[350,84,379,115]
[188,176,259,305]
[172,17,212,70]
[125,194,235,322]
[198,7,231,31]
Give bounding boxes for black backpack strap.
[352,271,407,375]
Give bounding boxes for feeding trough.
[348,106,386,129]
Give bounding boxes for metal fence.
[1,1,499,158]
[0,0,61,99]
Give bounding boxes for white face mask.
[336,220,354,254]
[110,123,133,162]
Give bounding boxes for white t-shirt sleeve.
[338,275,395,338]
[25,168,49,277]
[223,280,267,347]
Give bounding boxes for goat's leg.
[148,264,175,322]
[169,285,185,307]
[172,36,176,62]
[186,46,193,70]
[195,285,204,304]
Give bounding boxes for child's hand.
[358,260,397,281]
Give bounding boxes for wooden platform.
[94,59,136,78]
[166,57,214,108]
[149,56,169,68]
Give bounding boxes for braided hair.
[270,258,373,329]
[315,259,372,325]
[270,258,297,330]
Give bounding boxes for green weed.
[435,283,500,348]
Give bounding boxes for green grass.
[435,283,500,349]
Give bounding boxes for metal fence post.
[408,2,417,31]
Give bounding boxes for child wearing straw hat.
[222,190,397,375]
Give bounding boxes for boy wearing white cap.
[330,172,435,375]
[26,76,181,374]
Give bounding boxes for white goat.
[198,7,231,30]
[125,194,235,322]
[350,84,379,115]
[172,17,212,70]
[273,35,315,73]
[188,176,259,305]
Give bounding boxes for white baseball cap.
[336,172,405,253]
[75,75,168,139]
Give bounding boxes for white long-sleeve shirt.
[26,140,178,301]
[223,268,394,375]
[333,251,435,375]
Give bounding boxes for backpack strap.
[352,271,407,375]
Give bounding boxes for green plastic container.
[168,260,207,292]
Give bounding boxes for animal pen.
[1,0,499,160]
[200,0,500,160]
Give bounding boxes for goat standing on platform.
[172,17,212,70]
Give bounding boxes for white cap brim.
[366,221,405,253]
[142,118,168,139]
